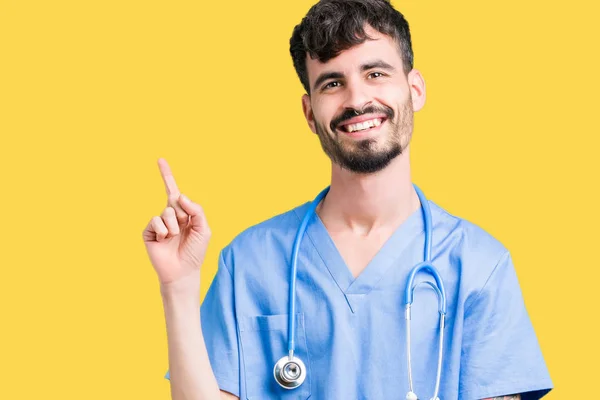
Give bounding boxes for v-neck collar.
[294,199,426,312]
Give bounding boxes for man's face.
[302,26,425,174]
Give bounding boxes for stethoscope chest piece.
[406,392,440,400]
[274,355,307,389]
[405,392,418,400]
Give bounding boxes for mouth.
[337,117,387,137]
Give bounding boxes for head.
[289,0,426,174]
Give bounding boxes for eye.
[368,72,385,79]
[323,81,341,90]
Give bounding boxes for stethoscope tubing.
[282,184,446,400]
[287,186,329,357]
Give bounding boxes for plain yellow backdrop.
[1,0,598,398]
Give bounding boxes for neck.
[317,146,420,236]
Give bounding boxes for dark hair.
[289,0,414,94]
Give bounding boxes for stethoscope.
[273,184,447,400]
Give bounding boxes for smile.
[338,117,387,135]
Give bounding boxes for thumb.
[178,194,210,234]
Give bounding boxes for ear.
[302,94,317,134]
[407,69,426,112]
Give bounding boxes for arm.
[142,159,241,399]
[482,395,521,400]
[162,279,239,400]
[460,252,552,399]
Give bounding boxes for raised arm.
[143,158,239,399]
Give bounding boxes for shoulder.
[429,200,508,255]
[427,200,511,284]
[232,201,307,244]
[219,201,309,268]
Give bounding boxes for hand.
[142,158,212,287]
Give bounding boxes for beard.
[314,98,414,174]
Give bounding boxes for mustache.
[330,105,395,131]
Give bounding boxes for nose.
[342,79,372,112]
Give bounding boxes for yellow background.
[1,0,598,398]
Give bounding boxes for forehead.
[305,28,403,84]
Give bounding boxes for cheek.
[377,83,411,108]
[312,97,339,125]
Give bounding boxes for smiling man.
[148,1,554,399]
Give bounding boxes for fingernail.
[180,194,189,202]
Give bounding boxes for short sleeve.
[164,249,240,397]
[459,251,553,400]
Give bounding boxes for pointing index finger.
[158,158,180,196]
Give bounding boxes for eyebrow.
[312,59,397,92]
[360,60,396,72]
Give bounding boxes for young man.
[143,1,553,399]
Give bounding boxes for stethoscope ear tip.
[406,391,418,400]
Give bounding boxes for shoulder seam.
[219,248,234,279]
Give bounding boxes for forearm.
[161,284,221,400]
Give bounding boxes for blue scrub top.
[165,197,553,399]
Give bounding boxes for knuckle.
[162,216,175,227]
[152,217,166,231]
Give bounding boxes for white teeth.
[345,118,383,133]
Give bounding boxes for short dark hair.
[289,0,414,94]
